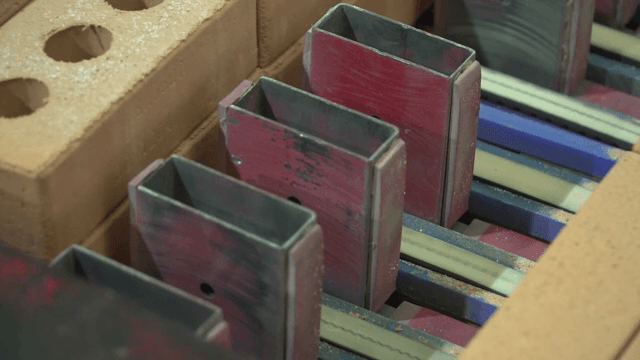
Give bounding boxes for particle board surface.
[459,151,640,360]
[0,0,258,258]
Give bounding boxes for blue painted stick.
[468,180,572,243]
[476,141,598,191]
[478,101,624,178]
[396,260,503,326]
[587,53,640,97]
[403,213,534,273]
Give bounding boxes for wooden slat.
[481,66,640,149]
[587,53,640,97]
[474,150,593,213]
[592,23,640,66]
[397,260,504,326]
[476,141,598,191]
[401,227,525,296]
[468,180,572,242]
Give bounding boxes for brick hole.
[0,78,49,118]
[44,25,112,63]
[106,0,163,11]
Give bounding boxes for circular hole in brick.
[287,196,302,205]
[106,0,163,11]
[44,25,112,63]
[0,78,49,118]
[200,283,215,297]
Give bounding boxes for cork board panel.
[460,151,640,360]
[0,0,258,258]
[257,0,340,67]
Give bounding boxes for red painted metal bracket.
[129,155,323,360]
[303,3,479,227]
[219,77,406,311]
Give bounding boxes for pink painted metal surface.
[220,78,403,310]
[304,4,476,225]
[369,139,406,311]
[391,301,479,347]
[208,321,232,349]
[444,61,481,229]
[131,156,321,360]
[463,219,549,262]
[575,80,640,119]
[288,224,323,360]
[224,107,370,306]
[0,241,246,360]
[128,159,164,277]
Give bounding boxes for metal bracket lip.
[313,3,476,80]
[49,244,225,337]
[138,155,318,251]
[227,76,400,163]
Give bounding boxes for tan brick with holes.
[0,0,258,258]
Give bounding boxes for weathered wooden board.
[130,155,322,360]
[304,3,477,225]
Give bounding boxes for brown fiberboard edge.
[0,0,258,258]
[257,0,340,67]
[256,0,431,90]
[82,69,264,264]
[0,0,32,27]
[459,151,640,360]
[256,0,431,68]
